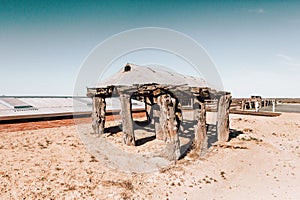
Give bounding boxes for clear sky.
[0,0,299,97]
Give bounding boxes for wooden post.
[153,103,163,140]
[92,97,106,134]
[194,96,207,155]
[119,93,135,146]
[158,94,181,160]
[241,100,245,111]
[92,97,99,134]
[217,94,231,142]
[190,97,194,108]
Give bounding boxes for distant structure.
[87,63,231,160]
[237,95,272,111]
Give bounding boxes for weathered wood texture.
[92,97,106,134]
[157,94,181,160]
[193,97,207,155]
[119,93,135,146]
[217,94,231,142]
[87,64,233,161]
[175,100,183,132]
[241,100,245,111]
[152,103,163,140]
[87,87,114,98]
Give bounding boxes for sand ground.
[0,113,300,199]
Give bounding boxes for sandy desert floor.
[0,112,300,199]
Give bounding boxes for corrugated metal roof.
[20,98,75,108]
[0,97,144,120]
[97,63,210,88]
[0,98,33,109]
[73,97,92,106]
[0,101,9,110]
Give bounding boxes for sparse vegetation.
[102,180,134,191]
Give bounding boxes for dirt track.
[0,112,146,133]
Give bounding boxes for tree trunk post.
[217,94,231,142]
[119,93,135,146]
[92,97,106,134]
[153,103,163,140]
[193,97,208,155]
[158,94,181,160]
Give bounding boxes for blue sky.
[0,0,299,97]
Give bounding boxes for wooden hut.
[87,63,231,160]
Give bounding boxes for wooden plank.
[119,93,135,146]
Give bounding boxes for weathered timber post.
[217,93,231,142]
[190,96,194,108]
[144,97,149,122]
[255,101,259,112]
[158,94,181,160]
[193,96,208,155]
[153,103,163,140]
[92,97,106,134]
[119,93,135,146]
[259,99,262,108]
[241,100,245,111]
[175,100,183,133]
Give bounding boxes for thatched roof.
[96,63,211,88]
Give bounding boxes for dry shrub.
[186,149,200,160]
[159,166,172,173]
[101,180,134,191]
[90,155,98,162]
[120,191,131,200]
[243,128,253,133]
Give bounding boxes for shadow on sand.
[102,118,244,158]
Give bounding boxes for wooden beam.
[119,93,135,146]
[87,86,114,98]
[92,97,106,134]
[217,94,231,142]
